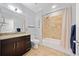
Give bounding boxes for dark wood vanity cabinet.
[0,35,31,56]
[0,41,1,56]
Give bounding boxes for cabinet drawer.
[18,35,31,42]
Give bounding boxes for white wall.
[76,4,79,28]
[76,3,79,55]
[17,4,37,35]
[72,4,76,25]
[24,9,37,36]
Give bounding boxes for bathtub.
[42,38,75,55]
[42,38,73,55]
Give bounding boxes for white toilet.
[31,35,40,49]
[31,39,39,49]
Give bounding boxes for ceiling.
[22,3,73,13]
[22,3,53,13]
[0,3,73,14]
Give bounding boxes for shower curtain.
[42,7,72,53]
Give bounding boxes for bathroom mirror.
[0,6,25,33]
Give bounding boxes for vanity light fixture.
[52,5,57,9]
[8,5,22,14]
[15,8,22,14]
[8,5,15,12]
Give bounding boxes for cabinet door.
[1,39,15,56]
[15,39,26,55]
[15,36,31,56]
[0,41,1,56]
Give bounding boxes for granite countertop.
[0,32,30,40]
